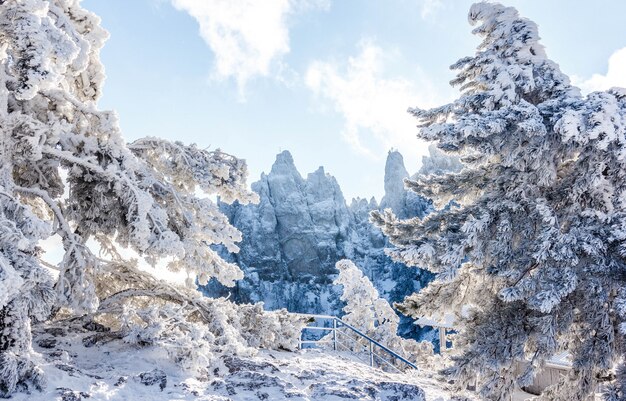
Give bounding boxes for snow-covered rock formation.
[204,150,437,339]
[380,151,431,219]
[417,144,464,177]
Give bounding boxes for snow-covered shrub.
[122,302,215,373]
[119,301,306,375]
[330,260,437,370]
[91,263,306,375]
[372,3,626,400]
[237,303,306,352]
[0,0,291,396]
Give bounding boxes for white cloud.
[171,0,328,96]
[420,0,443,19]
[305,41,446,164]
[573,47,626,94]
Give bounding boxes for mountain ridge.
[204,148,459,340]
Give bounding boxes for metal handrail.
[297,314,417,372]
[335,328,368,350]
[335,319,417,369]
[372,350,404,374]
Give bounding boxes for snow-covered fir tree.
[0,1,305,397]
[373,3,626,400]
[333,259,402,348]
[329,260,435,369]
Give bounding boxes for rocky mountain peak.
[269,150,302,180]
[418,144,464,177]
[380,150,410,217]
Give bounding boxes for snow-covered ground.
[11,321,475,401]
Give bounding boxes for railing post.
[369,341,374,367]
[333,318,337,351]
[439,327,446,353]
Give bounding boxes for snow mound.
[10,321,466,401]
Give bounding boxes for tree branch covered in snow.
[373,3,626,400]
[90,260,306,375]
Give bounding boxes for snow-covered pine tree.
[330,260,435,368]
[333,259,401,349]
[0,1,298,396]
[372,3,626,400]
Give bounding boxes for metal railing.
[297,314,417,374]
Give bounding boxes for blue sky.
[82,0,626,200]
